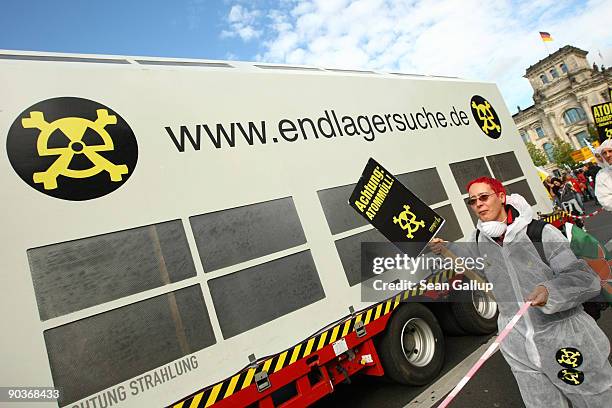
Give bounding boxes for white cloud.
[222,0,612,109]
[222,4,263,41]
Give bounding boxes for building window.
[535,127,545,138]
[543,142,554,162]
[520,131,529,143]
[560,63,568,73]
[550,68,559,78]
[563,107,587,125]
[575,130,588,147]
[540,74,549,84]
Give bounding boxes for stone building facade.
[512,45,612,163]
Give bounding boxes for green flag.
[565,223,612,303]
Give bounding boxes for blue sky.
[0,1,248,60]
[2,0,611,111]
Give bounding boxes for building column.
[547,112,579,149]
[545,113,563,139]
[578,96,594,124]
[542,114,555,139]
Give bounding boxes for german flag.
[539,32,553,42]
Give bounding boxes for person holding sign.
[594,139,612,211]
[430,176,611,408]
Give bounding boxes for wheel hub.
[472,289,497,320]
[401,318,436,367]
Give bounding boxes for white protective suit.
[595,138,612,211]
[450,194,612,407]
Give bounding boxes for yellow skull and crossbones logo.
[558,369,584,386]
[471,99,501,135]
[22,109,129,190]
[393,204,425,239]
[556,348,582,368]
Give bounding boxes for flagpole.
[539,32,553,55]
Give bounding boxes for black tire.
[378,303,445,385]
[450,278,498,335]
[429,302,467,336]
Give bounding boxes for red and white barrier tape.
[565,207,604,220]
[437,301,532,408]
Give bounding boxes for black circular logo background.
[557,368,584,386]
[470,95,502,139]
[6,97,138,201]
[555,347,583,369]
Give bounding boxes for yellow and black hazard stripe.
[171,269,455,408]
[541,210,570,223]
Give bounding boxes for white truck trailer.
[0,50,552,408]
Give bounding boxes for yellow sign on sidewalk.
[570,140,600,162]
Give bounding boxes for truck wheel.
[429,303,466,336]
[450,280,498,335]
[378,303,445,385]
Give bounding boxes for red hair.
[466,176,506,198]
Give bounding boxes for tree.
[587,125,599,143]
[525,142,548,166]
[551,137,575,167]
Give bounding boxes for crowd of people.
[542,162,600,215]
[540,139,612,217]
[543,163,601,215]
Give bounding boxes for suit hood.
[595,138,612,170]
[476,193,533,242]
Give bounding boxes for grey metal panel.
[136,60,233,68]
[254,65,321,71]
[27,220,197,320]
[506,180,537,205]
[208,250,325,339]
[335,228,389,286]
[395,168,448,205]
[317,183,369,235]
[43,285,215,406]
[326,68,376,74]
[190,197,307,272]
[449,157,491,194]
[433,204,464,241]
[487,151,524,181]
[390,72,426,77]
[0,54,129,64]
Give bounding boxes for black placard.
[591,101,612,143]
[348,158,444,257]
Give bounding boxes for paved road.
[431,309,612,408]
[314,200,612,408]
[581,201,612,247]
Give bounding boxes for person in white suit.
[594,138,612,211]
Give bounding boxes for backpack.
[476,220,611,320]
[559,183,577,203]
[526,220,611,320]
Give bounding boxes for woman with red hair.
[431,176,611,407]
